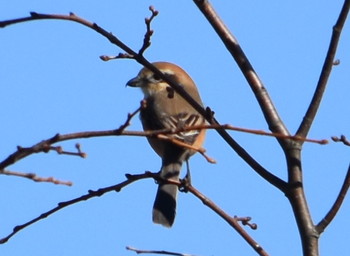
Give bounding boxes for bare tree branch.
[43,143,87,158]
[126,246,197,256]
[200,124,327,145]
[316,164,350,233]
[117,105,141,131]
[296,0,350,139]
[139,6,159,55]
[1,4,348,255]
[1,169,72,186]
[100,6,158,61]
[0,171,152,244]
[0,106,140,171]
[188,1,294,194]
[0,171,268,255]
[283,2,350,254]
[0,11,285,193]
[190,1,349,255]
[1,109,325,180]
[187,184,268,256]
[156,134,216,164]
[331,135,350,146]
[192,0,290,145]
[235,216,258,230]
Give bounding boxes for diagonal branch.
[0,170,267,255]
[0,104,324,184]
[126,246,196,256]
[100,6,158,61]
[192,0,290,146]
[156,134,216,163]
[296,0,350,139]
[1,169,72,186]
[316,164,350,234]
[0,11,286,192]
[0,171,155,244]
[187,184,269,256]
[0,106,141,171]
[0,125,290,192]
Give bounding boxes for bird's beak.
[126,76,141,87]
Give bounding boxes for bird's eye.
[153,73,162,81]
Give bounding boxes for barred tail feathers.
[152,161,182,227]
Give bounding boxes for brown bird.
[127,62,206,227]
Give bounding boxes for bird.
[126,62,206,227]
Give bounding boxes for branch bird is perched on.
[127,62,206,227]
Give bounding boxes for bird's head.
[126,62,195,97]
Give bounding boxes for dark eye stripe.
[153,73,162,81]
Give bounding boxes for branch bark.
[296,0,350,139]
[188,184,269,256]
[0,172,148,244]
[0,12,286,192]
[192,0,290,146]
[285,2,350,255]
[192,1,350,256]
[316,164,350,233]
[1,4,349,256]
[0,171,268,255]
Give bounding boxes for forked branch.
[1,105,327,182]
[297,0,350,139]
[192,0,289,146]
[316,164,350,233]
[0,171,152,244]
[187,184,268,256]
[0,10,285,192]
[0,171,267,256]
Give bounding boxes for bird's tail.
[152,161,182,227]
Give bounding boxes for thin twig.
[0,170,264,251]
[0,11,286,193]
[172,124,327,145]
[187,184,269,256]
[331,135,350,146]
[0,118,327,176]
[126,246,196,256]
[316,164,350,233]
[48,144,87,158]
[0,171,157,244]
[235,216,258,230]
[1,169,72,186]
[0,106,141,171]
[192,0,289,146]
[99,6,158,61]
[100,52,134,61]
[296,0,350,139]
[139,6,159,55]
[116,105,141,132]
[156,134,216,164]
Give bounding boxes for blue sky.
[0,1,349,255]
